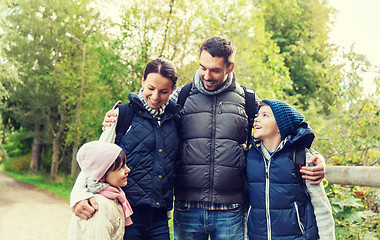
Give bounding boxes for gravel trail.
[0,171,72,240]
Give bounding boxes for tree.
[311,47,380,167]
[2,0,107,179]
[258,0,340,113]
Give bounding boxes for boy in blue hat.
[246,99,335,240]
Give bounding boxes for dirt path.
[0,171,72,240]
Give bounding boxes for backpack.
[114,103,134,145]
[177,82,257,147]
[115,82,257,146]
[293,145,310,196]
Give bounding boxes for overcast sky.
[328,0,380,93]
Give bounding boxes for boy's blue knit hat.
[261,99,305,140]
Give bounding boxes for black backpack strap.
[177,82,192,107]
[115,103,134,145]
[293,146,310,197]
[242,86,257,146]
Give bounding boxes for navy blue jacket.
[119,93,180,211]
[246,122,319,240]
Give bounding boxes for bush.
[3,127,32,159]
[327,184,380,239]
[3,153,31,172]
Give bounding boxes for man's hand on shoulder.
[300,153,325,185]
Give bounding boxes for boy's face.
[198,50,234,91]
[253,104,281,141]
[105,164,130,188]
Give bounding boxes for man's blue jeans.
[173,202,244,240]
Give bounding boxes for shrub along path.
[0,171,72,240]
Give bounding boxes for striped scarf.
[194,70,234,96]
[138,89,169,125]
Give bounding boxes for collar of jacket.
[192,70,237,95]
[128,92,181,122]
[252,122,315,152]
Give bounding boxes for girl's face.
[142,73,175,109]
[105,164,130,188]
[253,104,280,141]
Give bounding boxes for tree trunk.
[71,141,80,179]
[30,124,42,171]
[50,136,60,180]
[70,42,85,179]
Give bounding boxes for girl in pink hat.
[67,141,133,240]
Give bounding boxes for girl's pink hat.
[77,141,123,182]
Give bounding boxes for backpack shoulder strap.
[293,146,310,197]
[242,86,257,146]
[115,103,134,145]
[177,82,192,107]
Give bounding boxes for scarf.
[194,70,234,96]
[138,89,169,125]
[99,186,133,226]
[87,179,109,194]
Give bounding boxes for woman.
[70,58,179,240]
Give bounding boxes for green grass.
[0,167,74,201]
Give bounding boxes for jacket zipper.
[209,96,217,202]
[264,154,272,240]
[294,202,306,235]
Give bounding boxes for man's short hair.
[200,36,236,66]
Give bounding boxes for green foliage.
[258,0,340,112]
[3,127,32,158]
[326,185,379,239]
[1,0,114,178]
[3,153,31,172]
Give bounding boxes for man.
[73,36,325,240]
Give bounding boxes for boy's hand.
[101,100,120,131]
[73,197,99,220]
[300,153,325,185]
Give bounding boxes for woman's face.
[142,73,175,109]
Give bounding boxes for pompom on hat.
[76,141,123,182]
[261,99,305,140]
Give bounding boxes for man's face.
[198,50,234,91]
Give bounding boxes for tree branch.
[159,0,175,58]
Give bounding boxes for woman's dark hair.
[143,58,178,87]
[105,150,127,175]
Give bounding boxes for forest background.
[0,0,379,239]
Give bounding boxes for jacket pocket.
[174,201,190,212]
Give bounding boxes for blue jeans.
[173,202,244,240]
[124,207,170,240]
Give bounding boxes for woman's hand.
[73,197,99,220]
[101,100,121,131]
